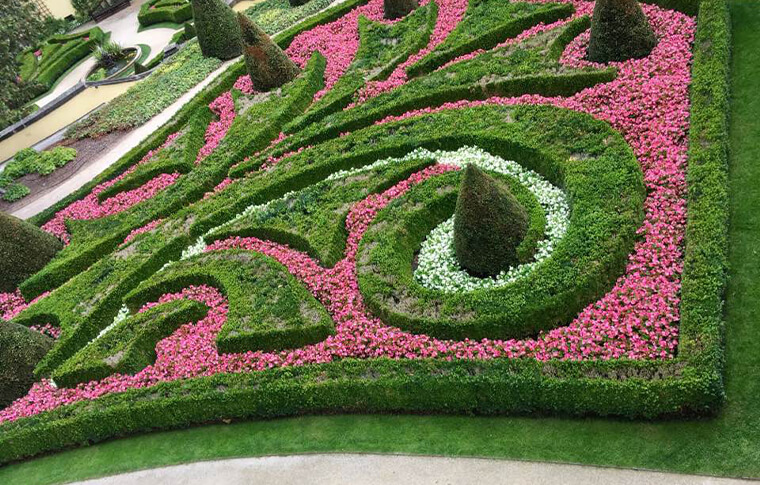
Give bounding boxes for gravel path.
[71,454,759,485]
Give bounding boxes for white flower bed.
[413,147,569,293]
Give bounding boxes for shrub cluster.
[0,212,61,293]
[138,0,193,27]
[0,322,53,410]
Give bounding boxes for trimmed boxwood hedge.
[51,300,209,388]
[0,0,730,464]
[123,250,334,355]
[231,15,616,175]
[138,0,193,27]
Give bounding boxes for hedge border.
[138,0,193,27]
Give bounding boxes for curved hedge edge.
[406,3,575,78]
[677,0,731,410]
[27,0,372,229]
[0,356,720,465]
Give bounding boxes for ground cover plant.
[0,0,731,469]
[0,147,77,202]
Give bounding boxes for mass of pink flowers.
[41,133,181,244]
[195,91,237,163]
[286,0,390,100]
[121,219,165,245]
[0,0,697,422]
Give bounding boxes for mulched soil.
[0,131,128,214]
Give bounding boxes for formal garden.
[2,0,758,481]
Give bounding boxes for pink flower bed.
[121,219,165,245]
[354,0,468,103]
[41,134,182,244]
[285,0,389,100]
[195,91,237,163]
[0,1,696,422]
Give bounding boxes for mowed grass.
[1,2,759,482]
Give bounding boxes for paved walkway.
[72,454,758,485]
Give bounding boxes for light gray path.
[71,454,758,485]
[10,57,235,219]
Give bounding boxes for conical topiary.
[384,0,419,20]
[0,321,53,408]
[0,211,61,293]
[454,164,529,277]
[587,0,657,63]
[191,0,242,60]
[238,13,301,92]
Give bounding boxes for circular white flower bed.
[413,147,569,293]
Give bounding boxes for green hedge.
[138,0,193,27]
[123,250,334,355]
[51,300,209,388]
[28,0,372,229]
[406,1,574,78]
[353,105,644,340]
[0,322,53,410]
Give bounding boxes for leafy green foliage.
[454,164,529,276]
[354,105,644,340]
[0,147,77,202]
[407,0,573,77]
[285,1,437,133]
[587,0,657,63]
[125,250,334,354]
[0,322,53,409]
[138,0,193,27]
[0,212,61,293]
[210,156,436,267]
[52,300,209,387]
[192,0,242,60]
[241,16,616,171]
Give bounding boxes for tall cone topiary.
[454,164,529,277]
[384,0,419,20]
[0,211,61,293]
[0,321,53,409]
[192,0,241,60]
[238,12,300,92]
[587,0,657,63]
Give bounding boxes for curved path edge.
[71,453,758,485]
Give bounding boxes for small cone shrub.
[0,321,53,408]
[384,0,419,20]
[454,164,529,276]
[192,0,242,60]
[587,0,657,63]
[238,13,301,92]
[0,211,61,293]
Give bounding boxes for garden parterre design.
[0,0,729,464]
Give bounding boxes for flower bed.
[0,0,730,464]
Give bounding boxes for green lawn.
[1,1,759,482]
